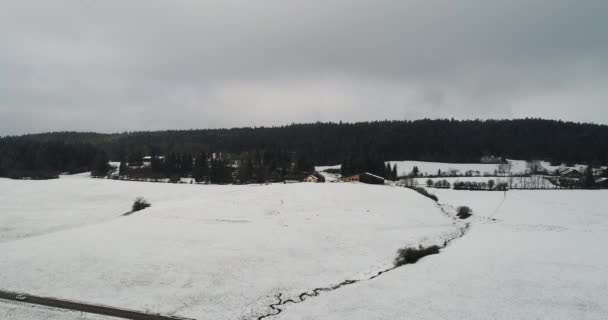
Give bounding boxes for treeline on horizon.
[1,118,608,180]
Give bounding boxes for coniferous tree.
[209,158,233,184]
[385,163,392,179]
[91,151,110,177]
[127,150,143,166]
[192,152,208,182]
[119,159,127,176]
[582,165,595,189]
[237,158,254,183]
[411,166,419,177]
[151,155,163,172]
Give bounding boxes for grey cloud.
[1,0,607,135]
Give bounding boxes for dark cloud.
[1,0,607,135]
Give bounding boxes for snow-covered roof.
[362,172,385,180]
[595,177,608,183]
[558,168,580,175]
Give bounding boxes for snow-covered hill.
[274,189,608,320]
[0,178,455,319]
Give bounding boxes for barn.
[595,177,608,188]
[558,168,581,178]
[342,172,385,185]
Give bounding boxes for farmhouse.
[595,177,608,188]
[304,172,325,183]
[558,168,581,178]
[142,156,165,167]
[304,175,319,183]
[342,172,385,185]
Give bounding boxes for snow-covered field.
[274,189,608,320]
[412,175,557,189]
[0,176,456,319]
[2,175,606,319]
[318,159,589,177]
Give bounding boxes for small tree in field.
[487,179,495,190]
[456,206,472,219]
[132,197,151,212]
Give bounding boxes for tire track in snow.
[256,202,470,320]
[0,290,194,320]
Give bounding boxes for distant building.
[304,175,320,183]
[342,172,385,185]
[595,177,608,188]
[480,155,502,163]
[558,168,581,178]
[142,156,165,167]
[304,171,325,183]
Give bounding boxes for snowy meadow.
[0,175,456,319]
[1,175,607,319]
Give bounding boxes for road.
[0,290,195,320]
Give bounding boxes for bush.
[434,179,450,189]
[487,179,495,190]
[132,197,151,212]
[496,182,509,191]
[169,175,181,183]
[456,206,472,219]
[394,245,441,267]
[409,186,438,201]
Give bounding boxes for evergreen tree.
[582,165,595,189]
[91,151,110,177]
[119,159,127,176]
[127,150,143,166]
[411,166,419,177]
[192,152,208,182]
[241,158,254,183]
[209,159,233,184]
[392,164,398,180]
[385,163,392,179]
[151,155,163,172]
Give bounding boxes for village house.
[142,156,165,167]
[304,172,325,183]
[558,168,581,178]
[595,177,608,188]
[342,172,385,185]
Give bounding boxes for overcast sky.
[1,0,607,135]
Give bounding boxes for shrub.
[487,179,495,190]
[394,245,441,267]
[409,186,438,201]
[496,182,509,191]
[456,206,472,219]
[426,179,434,187]
[132,197,151,212]
[434,179,450,189]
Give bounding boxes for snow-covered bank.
[0,179,456,319]
[0,300,113,320]
[275,189,608,320]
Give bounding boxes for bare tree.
[498,162,513,177]
[526,160,544,174]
